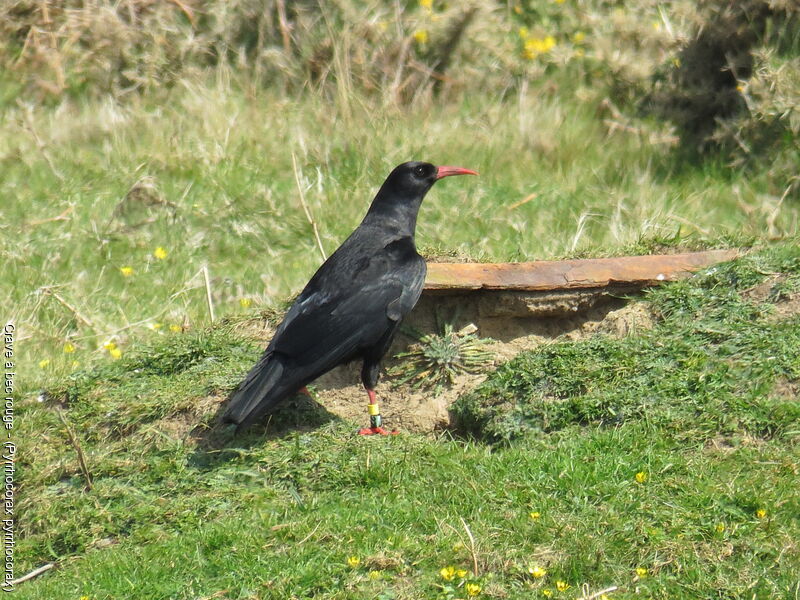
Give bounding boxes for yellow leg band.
[368,403,380,416]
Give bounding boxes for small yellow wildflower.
[542,590,553,598]
[419,0,433,8]
[153,246,168,260]
[635,471,648,484]
[600,595,610,600]
[529,511,541,520]
[518,26,530,39]
[553,0,566,4]
[453,542,465,552]
[635,567,648,578]
[38,359,50,369]
[170,324,182,333]
[556,580,570,592]
[413,29,428,45]
[347,556,360,568]
[572,31,585,44]
[147,322,162,331]
[736,84,745,93]
[456,569,468,578]
[80,596,90,600]
[109,347,122,360]
[715,523,725,533]
[756,508,767,519]
[368,570,381,580]
[103,340,117,351]
[239,297,253,309]
[465,582,481,596]
[120,266,134,277]
[71,360,80,369]
[523,35,556,60]
[63,342,76,353]
[440,566,456,581]
[529,565,547,578]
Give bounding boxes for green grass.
[4,85,796,383]
[6,3,800,596]
[453,243,800,443]
[16,243,800,599]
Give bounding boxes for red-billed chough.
[223,161,477,435]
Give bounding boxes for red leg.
[357,388,398,436]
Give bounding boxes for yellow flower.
[239,298,252,308]
[440,566,456,581]
[556,580,570,592]
[523,35,556,60]
[756,508,766,519]
[109,348,122,360]
[635,471,648,484]
[600,595,610,600]
[147,322,162,330]
[413,29,428,44]
[71,360,80,369]
[153,246,168,260]
[368,570,381,580]
[347,556,360,568]
[103,340,117,351]
[38,359,50,369]
[169,324,182,333]
[542,591,553,598]
[63,342,76,353]
[453,542,465,552]
[120,266,134,277]
[457,569,469,578]
[715,523,725,533]
[529,511,541,520]
[465,582,481,596]
[553,0,566,4]
[518,26,530,39]
[529,565,547,578]
[419,0,433,8]
[635,567,648,578]
[80,596,90,600]
[572,31,585,44]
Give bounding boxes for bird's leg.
[357,388,398,436]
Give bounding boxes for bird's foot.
[357,426,399,436]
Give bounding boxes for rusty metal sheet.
[424,249,739,292]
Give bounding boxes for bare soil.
[289,289,656,434]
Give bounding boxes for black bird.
[223,161,477,434]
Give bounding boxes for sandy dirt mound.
[302,290,656,434]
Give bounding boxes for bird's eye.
[414,165,427,177]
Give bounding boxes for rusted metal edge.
[424,249,739,292]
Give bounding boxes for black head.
[381,161,479,199]
[365,160,478,234]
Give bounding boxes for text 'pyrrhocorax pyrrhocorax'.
[223,161,477,434]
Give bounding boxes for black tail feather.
[223,353,289,429]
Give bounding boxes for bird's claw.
[357,426,399,436]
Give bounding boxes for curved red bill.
[436,165,479,180]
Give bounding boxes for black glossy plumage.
[223,161,463,431]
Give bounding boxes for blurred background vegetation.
[1,0,798,380]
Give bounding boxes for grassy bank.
[16,242,800,599]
